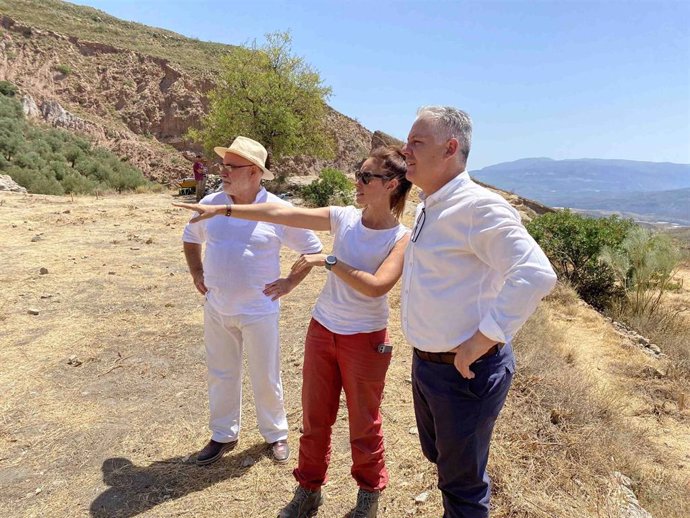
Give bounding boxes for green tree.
[0,118,24,161]
[191,31,335,178]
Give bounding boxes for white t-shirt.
[312,206,409,334]
[182,189,322,316]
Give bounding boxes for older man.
[400,107,557,518]
[182,136,322,465]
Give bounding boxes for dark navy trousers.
[412,345,515,518]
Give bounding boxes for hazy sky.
[71,0,690,169]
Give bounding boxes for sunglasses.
[355,171,389,185]
[220,163,254,172]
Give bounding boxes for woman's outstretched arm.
[174,202,332,231]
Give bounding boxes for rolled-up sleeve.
[469,199,557,344]
[182,216,206,245]
[282,226,322,255]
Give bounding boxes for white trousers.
[204,304,288,444]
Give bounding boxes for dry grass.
[1,191,688,517]
[0,0,234,73]
[491,301,688,518]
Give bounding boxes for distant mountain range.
[471,158,690,226]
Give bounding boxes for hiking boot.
[271,439,290,464]
[195,439,237,466]
[350,489,379,518]
[277,486,323,518]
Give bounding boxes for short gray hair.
[416,106,472,160]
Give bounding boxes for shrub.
[0,95,24,119]
[301,168,354,207]
[574,262,625,311]
[0,95,153,195]
[600,226,681,317]
[0,80,18,97]
[527,210,635,309]
[8,165,64,195]
[61,171,97,194]
[55,64,72,75]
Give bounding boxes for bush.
[0,95,24,119]
[575,263,625,311]
[527,210,635,309]
[301,168,353,207]
[0,95,153,195]
[0,80,18,97]
[600,226,681,317]
[54,64,71,75]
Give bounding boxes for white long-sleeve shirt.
[401,172,557,352]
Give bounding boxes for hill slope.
[0,0,372,183]
[573,187,690,226]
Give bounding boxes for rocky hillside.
[0,0,554,224]
[0,0,371,184]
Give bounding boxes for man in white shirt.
[182,136,322,466]
[400,107,557,518]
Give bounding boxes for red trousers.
[293,318,391,492]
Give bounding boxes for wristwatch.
[324,255,337,270]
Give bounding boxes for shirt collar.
[420,171,470,207]
[225,187,267,205]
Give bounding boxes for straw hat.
[214,136,274,180]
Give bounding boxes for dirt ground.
[1,191,688,518]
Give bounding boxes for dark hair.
[369,146,412,220]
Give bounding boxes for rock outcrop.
[0,174,27,193]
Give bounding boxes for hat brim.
[214,146,274,180]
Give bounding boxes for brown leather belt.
[414,344,499,365]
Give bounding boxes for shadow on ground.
[90,443,269,517]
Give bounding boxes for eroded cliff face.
[0,15,372,183]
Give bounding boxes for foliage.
[0,95,151,195]
[301,168,353,207]
[599,226,681,317]
[527,210,635,309]
[54,63,71,75]
[190,31,335,180]
[0,80,18,97]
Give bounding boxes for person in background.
[192,154,207,201]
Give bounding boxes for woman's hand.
[290,253,327,276]
[263,278,295,301]
[173,202,223,223]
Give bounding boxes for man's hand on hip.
[191,270,208,295]
[451,331,498,379]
